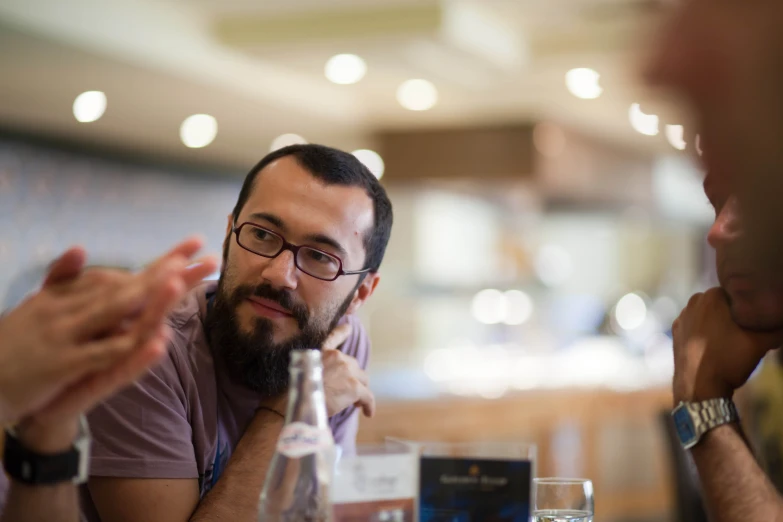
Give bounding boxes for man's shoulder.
[165,280,215,330]
[163,280,215,352]
[154,280,217,383]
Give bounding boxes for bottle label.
[277,422,334,458]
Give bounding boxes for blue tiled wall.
[0,138,243,306]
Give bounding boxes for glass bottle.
[258,349,335,522]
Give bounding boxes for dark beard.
[204,279,353,398]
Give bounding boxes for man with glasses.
[646,1,783,521]
[81,144,393,522]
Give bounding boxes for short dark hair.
[232,144,393,272]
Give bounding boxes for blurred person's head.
[205,144,393,397]
[646,0,783,275]
[705,171,783,331]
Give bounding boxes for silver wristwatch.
[672,398,739,450]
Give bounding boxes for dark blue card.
[419,456,532,522]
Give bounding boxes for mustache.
[231,283,309,329]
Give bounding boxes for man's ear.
[222,214,233,264]
[345,273,381,315]
[225,214,233,237]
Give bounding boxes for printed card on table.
[418,456,532,522]
[332,450,418,522]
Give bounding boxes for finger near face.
[360,386,376,417]
[149,236,206,270]
[131,279,185,341]
[322,324,352,350]
[182,256,219,288]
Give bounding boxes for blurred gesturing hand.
[321,324,375,418]
[672,287,783,403]
[0,237,217,451]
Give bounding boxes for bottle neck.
[284,365,329,428]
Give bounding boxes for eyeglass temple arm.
[342,267,373,276]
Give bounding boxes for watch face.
[673,406,697,445]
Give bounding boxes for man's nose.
[259,249,299,290]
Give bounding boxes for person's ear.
[222,214,233,264]
[344,273,381,315]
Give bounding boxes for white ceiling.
[0,0,678,170]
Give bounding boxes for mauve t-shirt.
[11,281,368,521]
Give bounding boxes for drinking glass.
[532,478,594,522]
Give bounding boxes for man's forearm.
[1,481,79,522]
[692,423,783,522]
[190,410,283,522]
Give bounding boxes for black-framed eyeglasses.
[233,222,371,282]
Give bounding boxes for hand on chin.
[728,291,783,333]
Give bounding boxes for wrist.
[14,417,79,454]
[259,394,288,416]
[673,376,732,403]
[256,406,285,420]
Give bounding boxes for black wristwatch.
[3,415,91,485]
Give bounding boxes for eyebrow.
[248,212,285,230]
[246,212,349,259]
[305,233,348,259]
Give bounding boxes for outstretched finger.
[43,247,87,287]
[182,256,219,289]
[142,236,206,274]
[130,275,187,343]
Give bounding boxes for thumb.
[43,247,87,287]
[322,323,352,351]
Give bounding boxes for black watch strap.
[3,427,85,485]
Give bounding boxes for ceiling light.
[471,289,507,325]
[666,124,686,150]
[397,79,438,111]
[324,54,367,85]
[615,293,647,331]
[270,133,307,152]
[629,103,659,136]
[352,149,385,179]
[565,68,603,100]
[504,290,534,325]
[534,244,573,287]
[180,114,218,149]
[73,91,107,123]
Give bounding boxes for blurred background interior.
[0,0,736,521]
